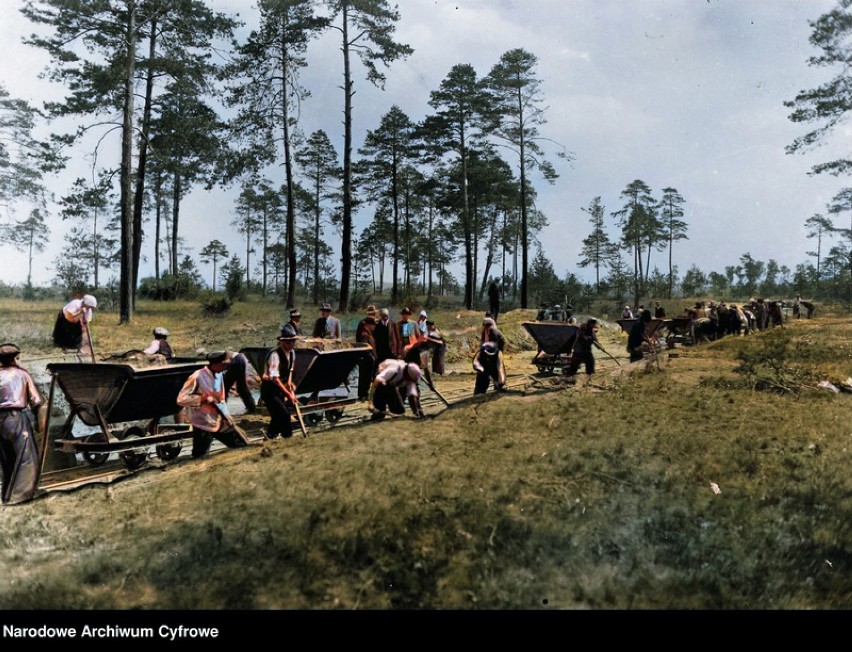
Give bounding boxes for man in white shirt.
[369,359,424,421]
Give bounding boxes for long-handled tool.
[422,375,450,407]
[598,346,622,367]
[212,401,253,445]
[277,381,307,438]
[81,314,96,363]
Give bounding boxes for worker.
[177,351,249,458]
[311,303,341,339]
[473,341,506,394]
[0,343,44,505]
[369,359,424,421]
[143,327,173,361]
[260,325,299,439]
[627,310,653,363]
[567,318,606,380]
[52,291,98,361]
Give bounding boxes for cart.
[40,361,207,473]
[240,345,371,427]
[522,321,580,374]
[615,317,669,337]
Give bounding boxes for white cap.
[419,310,428,318]
[82,294,97,308]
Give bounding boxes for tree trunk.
[131,18,157,310]
[281,27,297,310]
[338,4,353,313]
[119,5,137,325]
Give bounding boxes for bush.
[200,292,232,316]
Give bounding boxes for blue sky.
[0,0,846,290]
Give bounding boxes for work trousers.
[0,409,40,504]
[260,380,293,439]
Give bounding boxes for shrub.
[200,292,232,316]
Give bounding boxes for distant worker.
[286,308,304,336]
[260,325,299,440]
[536,302,550,321]
[369,359,424,421]
[0,343,44,505]
[355,305,379,401]
[52,291,98,361]
[488,281,501,323]
[473,341,506,395]
[627,310,653,363]
[654,301,666,319]
[794,296,815,319]
[312,303,341,339]
[397,307,418,352]
[622,305,634,320]
[143,327,173,361]
[567,318,606,380]
[373,308,401,365]
[416,310,429,337]
[177,351,249,459]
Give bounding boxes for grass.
[0,298,850,609]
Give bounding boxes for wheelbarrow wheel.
[119,427,148,470]
[304,412,323,426]
[156,441,182,461]
[325,409,344,423]
[82,432,110,466]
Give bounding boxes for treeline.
[0,1,849,314]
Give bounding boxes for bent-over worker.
[177,351,249,458]
[369,359,424,421]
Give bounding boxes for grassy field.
[1,298,851,610]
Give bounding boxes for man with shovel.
[260,324,300,439]
[177,351,250,458]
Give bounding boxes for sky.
[0,0,847,291]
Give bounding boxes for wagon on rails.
[240,344,372,427]
[522,321,580,374]
[40,361,207,473]
[614,317,669,338]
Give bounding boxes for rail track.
[35,369,577,495]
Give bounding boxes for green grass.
[0,298,850,609]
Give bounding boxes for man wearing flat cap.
[286,308,304,336]
[312,303,341,339]
[0,343,44,504]
[144,327,173,361]
[260,324,299,439]
[177,351,248,458]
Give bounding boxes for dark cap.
[290,309,301,318]
[321,303,332,311]
[206,351,229,364]
[278,324,298,341]
[0,343,21,357]
[400,307,412,315]
[366,305,377,317]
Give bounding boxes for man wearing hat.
[177,351,249,458]
[52,291,98,361]
[143,327,174,361]
[260,324,299,439]
[0,343,44,504]
[369,359,424,421]
[312,303,341,339]
[286,308,304,336]
[416,310,429,338]
[373,308,401,366]
[355,306,379,400]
